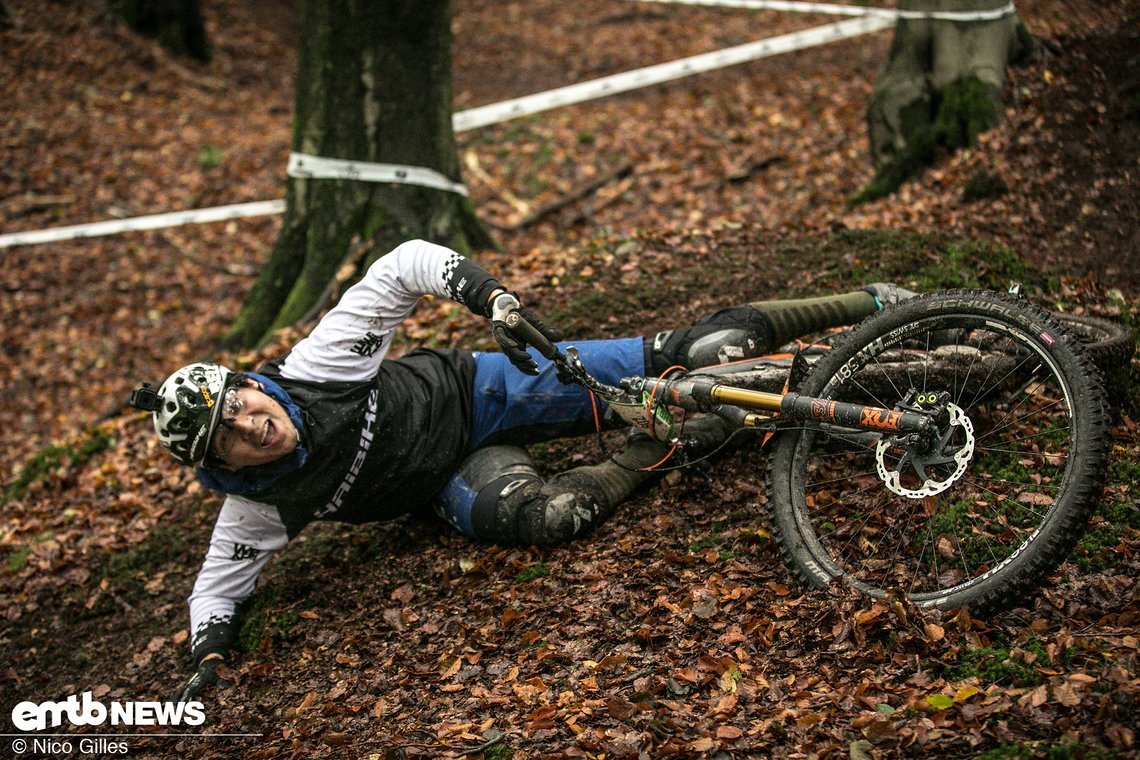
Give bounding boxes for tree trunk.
[224,0,495,349]
[108,0,211,61]
[855,0,1035,202]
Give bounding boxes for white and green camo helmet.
[131,363,234,466]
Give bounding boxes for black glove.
[489,292,563,375]
[169,655,230,703]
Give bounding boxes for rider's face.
[209,380,299,470]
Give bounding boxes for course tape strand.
[632,0,1018,22]
[0,201,286,249]
[452,15,893,131]
[286,153,469,195]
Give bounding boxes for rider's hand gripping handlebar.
[490,292,565,375]
[502,309,560,361]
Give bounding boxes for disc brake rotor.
[876,403,975,498]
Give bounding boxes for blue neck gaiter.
[195,373,310,496]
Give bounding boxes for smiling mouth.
[260,419,277,448]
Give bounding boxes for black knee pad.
[649,306,774,374]
[458,445,537,490]
[472,472,609,547]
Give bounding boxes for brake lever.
[557,347,630,403]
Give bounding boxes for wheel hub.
[876,402,974,498]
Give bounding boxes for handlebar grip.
[504,311,559,360]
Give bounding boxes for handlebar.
[499,306,630,403]
[503,310,560,361]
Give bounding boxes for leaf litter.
[1,0,1138,757]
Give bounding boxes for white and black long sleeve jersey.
[187,240,500,662]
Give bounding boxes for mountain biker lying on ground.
[130,239,910,702]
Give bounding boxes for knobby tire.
[1050,312,1134,373]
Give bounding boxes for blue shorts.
[467,337,645,450]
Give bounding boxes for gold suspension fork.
[641,376,935,437]
[707,387,783,429]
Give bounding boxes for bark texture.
[226,0,494,349]
[857,0,1035,202]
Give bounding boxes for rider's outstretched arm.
[278,239,506,383]
[172,496,288,702]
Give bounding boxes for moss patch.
[855,76,1003,203]
[948,641,1049,687]
[3,428,114,505]
[772,229,1038,295]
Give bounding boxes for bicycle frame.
[507,289,1117,613]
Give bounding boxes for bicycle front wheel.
[765,290,1110,613]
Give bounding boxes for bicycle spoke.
[951,334,986,409]
[803,469,881,492]
[884,494,928,591]
[963,350,1040,412]
[867,351,907,404]
[832,491,896,561]
[974,426,1070,448]
[977,395,1067,444]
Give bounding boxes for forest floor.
[1,1,1138,758]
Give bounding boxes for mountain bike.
[504,289,1131,613]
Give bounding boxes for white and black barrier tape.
[1,11,906,249]
[452,14,893,131]
[286,153,469,195]
[633,0,1017,22]
[0,200,286,249]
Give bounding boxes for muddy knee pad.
[451,446,639,546]
[459,445,537,489]
[436,446,540,538]
[649,306,775,374]
[474,472,612,547]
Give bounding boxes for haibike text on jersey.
[315,388,379,519]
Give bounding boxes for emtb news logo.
[11,691,205,731]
